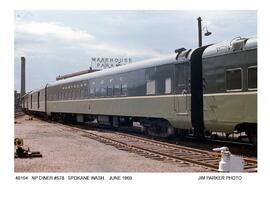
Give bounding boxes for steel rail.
[69,126,257,172]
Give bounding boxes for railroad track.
[15,112,25,118]
[67,125,257,172]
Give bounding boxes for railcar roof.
[203,36,257,58]
[48,53,182,87]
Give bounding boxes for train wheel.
[143,120,174,138]
[246,127,257,146]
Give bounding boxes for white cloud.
[82,42,164,58]
[15,20,164,59]
[15,20,95,41]
[14,19,166,91]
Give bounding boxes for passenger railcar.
[23,36,257,144]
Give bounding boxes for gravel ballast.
[15,115,209,172]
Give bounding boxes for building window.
[248,66,257,89]
[226,68,242,91]
[146,80,155,95]
[165,78,171,94]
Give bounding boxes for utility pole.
[197,17,202,47]
[197,16,212,47]
[21,57,26,97]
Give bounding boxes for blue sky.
[14,10,257,92]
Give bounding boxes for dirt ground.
[14,115,209,172]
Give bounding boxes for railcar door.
[174,62,190,116]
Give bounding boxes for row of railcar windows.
[46,64,176,101]
[226,66,257,91]
[48,78,173,101]
[48,83,132,101]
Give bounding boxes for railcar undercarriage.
[42,111,257,146]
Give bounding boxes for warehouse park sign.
[91,57,132,69]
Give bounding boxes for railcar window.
[175,63,189,93]
[89,88,95,97]
[113,84,120,96]
[155,64,174,95]
[82,89,86,98]
[79,89,82,99]
[82,89,85,98]
[248,66,257,89]
[121,84,128,96]
[72,90,75,100]
[101,87,107,97]
[107,86,113,96]
[83,88,88,98]
[95,87,100,97]
[226,68,242,91]
[165,78,172,94]
[146,80,155,95]
[38,92,40,108]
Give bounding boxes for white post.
[213,147,244,172]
